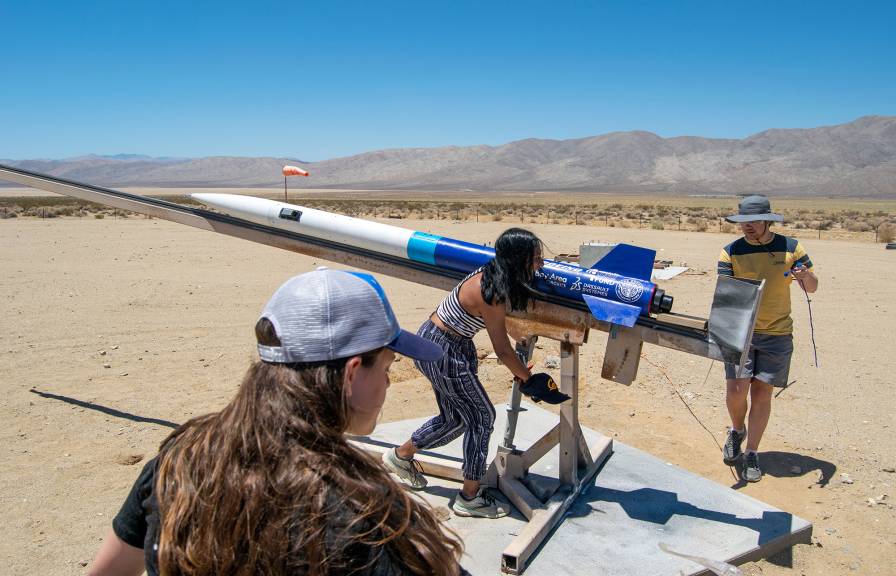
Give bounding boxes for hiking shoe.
[722,428,745,465]
[742,452,762,482]
[451,488,510,519]
[382,448,427,489]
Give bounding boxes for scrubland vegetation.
[2,193,894,243]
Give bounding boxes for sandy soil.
[2,215,894,575]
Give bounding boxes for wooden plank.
[497,476,540,521]
[655,312,708,331]
[351,441,465,482]
[559,342,579,487]
[520,424,560,469]
[602,325,644,385]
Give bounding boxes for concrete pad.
[360,402,812,575]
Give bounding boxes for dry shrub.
[721,223,735,233]
[0,206,19,219]
[846,221,872,233]
[692,218,708,232]
[650,219,664,230]
[879,224,895,243]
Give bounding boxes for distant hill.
[3,116,895,197]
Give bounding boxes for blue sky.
[1,1,894,160]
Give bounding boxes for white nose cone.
[191,193,415,260]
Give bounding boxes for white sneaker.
[382,448,427,489]
[451,488,510,519]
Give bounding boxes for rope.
[639,353,739,481]
[639,354,721,452]
[796,279,819,368]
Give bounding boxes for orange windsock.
[282,165,309,177]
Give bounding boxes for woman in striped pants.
[383,228,544,519]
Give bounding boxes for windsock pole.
[282,165,309,202]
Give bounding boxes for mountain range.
[4,116,895,197]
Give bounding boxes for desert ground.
[1,204,894,575]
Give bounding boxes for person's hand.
[790,265,811,282]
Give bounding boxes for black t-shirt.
[112,457,162,575]
[112,456,470,575]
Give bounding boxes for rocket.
[191,193,673,327]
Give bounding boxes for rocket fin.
[582,294,641,327]
[593,244,656,281]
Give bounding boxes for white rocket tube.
[192,193,414,260]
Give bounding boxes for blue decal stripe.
[432,238,495,271]
[407,232,441,265]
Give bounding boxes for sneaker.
[722,428,745,465]
[742,452,762,482]
[382,448,427,489]
[451,488,510,519]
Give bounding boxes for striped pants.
[411,319,496,481]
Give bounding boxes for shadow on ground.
[29,388,179,428]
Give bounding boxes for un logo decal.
[614,278,644,303]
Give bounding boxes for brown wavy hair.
[154,320,464,575]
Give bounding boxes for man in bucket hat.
[717,195,818,482]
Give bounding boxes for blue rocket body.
[406,231,660,326]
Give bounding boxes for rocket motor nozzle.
[652,289,673,314]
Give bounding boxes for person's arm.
[790,243,818,293]
[717,247,734,277]
[790,265,818,293]
[481,303,531,382]
[90,456,156,576]
[87,529,145,576]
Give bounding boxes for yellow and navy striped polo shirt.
[717,233,813,335]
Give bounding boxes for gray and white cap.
[257,269,442,364]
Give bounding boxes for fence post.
[678,214,681,231]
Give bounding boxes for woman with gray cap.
[717,195,818,483]
[88,269,469,576]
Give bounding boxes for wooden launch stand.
[491,335,612,574]
[355,307,612,574]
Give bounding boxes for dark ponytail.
[480,228,542,311]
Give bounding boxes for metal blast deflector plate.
[708,276,764,367]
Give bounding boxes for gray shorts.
[724,333,794,387]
